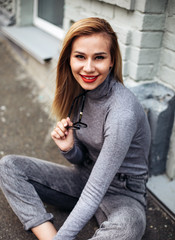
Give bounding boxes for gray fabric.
[92,195,146,240]
[0,154,146,240]
[55,74,151,239]
[0,155,84,230]
[0,74,151,240]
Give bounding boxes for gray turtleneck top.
[54,75,151,240]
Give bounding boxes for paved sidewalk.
[0,38,175,240]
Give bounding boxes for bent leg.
[92,194,146,240]
[0,155,83,230]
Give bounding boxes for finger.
[55,127,66,138]
[67,117,73,127]
[61,118,68,128]
[56,121,65,131]
[56,121,68,135]
[51,130,60,139]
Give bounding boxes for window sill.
[1,25,61,64]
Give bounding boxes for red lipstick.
[80,75,99,83]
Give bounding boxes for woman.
[0,17,151,240]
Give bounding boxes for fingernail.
[65,131,68,135]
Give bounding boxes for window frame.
[33,0,65,40]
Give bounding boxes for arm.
[60,137,86,164]
[53,110,137,240]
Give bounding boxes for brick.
[159,66,175,88]
[163,32,175,51]
[135,0,167,13]
[66,0,81,6]
[62,17,69,31]
[99,0,135,10]
[160,48,175,70]
[134,0,146,13]
[64,4,86,24]
[132,31,163,48]
[130,47,160,64]
[118,42,130,61]
[167,0,175,16]
[114,8,144,30]
[91,0,103,14]
[64,8,79,22]
[142,14,165,30]
[80,0,92,10]
[101,2,114,19]
[166,17,175,34]
[129,62,154,80]
[113,25,132,45]
[122,60,129,77]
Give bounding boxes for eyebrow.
[73,51,107,55]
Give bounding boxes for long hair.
[52,17,123,120]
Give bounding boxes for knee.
[109,208,146,240]
[0,155,19,178]
[120,210,146,240]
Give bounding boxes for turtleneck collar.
[86,72,116,100]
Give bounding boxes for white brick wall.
[63,0,174,87]
[162,49,175,70]
[99,0,135,10]
[64,0,167,83]
[135,0,167,13]
[132,31,163,48]
[156,2,175,89]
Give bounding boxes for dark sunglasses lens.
[73,122,87,130]
[78,122,87,128]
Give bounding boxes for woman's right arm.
[51,117,85,164]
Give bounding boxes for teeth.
[83,76,96,79]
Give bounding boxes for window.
[33,0,65,39]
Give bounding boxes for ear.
[110,58,114,69]
[109,62,114,70]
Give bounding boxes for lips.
[80,75,99,83]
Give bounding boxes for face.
[70,33,113,90]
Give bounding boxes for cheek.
[97,62,111,74]
[70,59,81,73]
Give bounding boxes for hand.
[51,117,74,152]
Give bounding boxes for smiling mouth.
[80,75,99,83]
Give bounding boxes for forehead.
[71,33,111,52]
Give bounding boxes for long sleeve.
[53,109,137,240]
[61,137,86,165]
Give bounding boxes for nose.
[83,59,95,73]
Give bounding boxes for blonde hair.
[52,17,123,120]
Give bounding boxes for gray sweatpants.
[0,155,147,240]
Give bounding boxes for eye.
[75,55,85,59]
[95,56,105,60]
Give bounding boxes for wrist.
[59,144,74,153]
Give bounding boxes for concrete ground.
[0,38,175,239]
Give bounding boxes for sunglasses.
[67,91,88,130]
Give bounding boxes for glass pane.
[38,0,64,28]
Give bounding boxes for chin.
[80,83,97,91]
